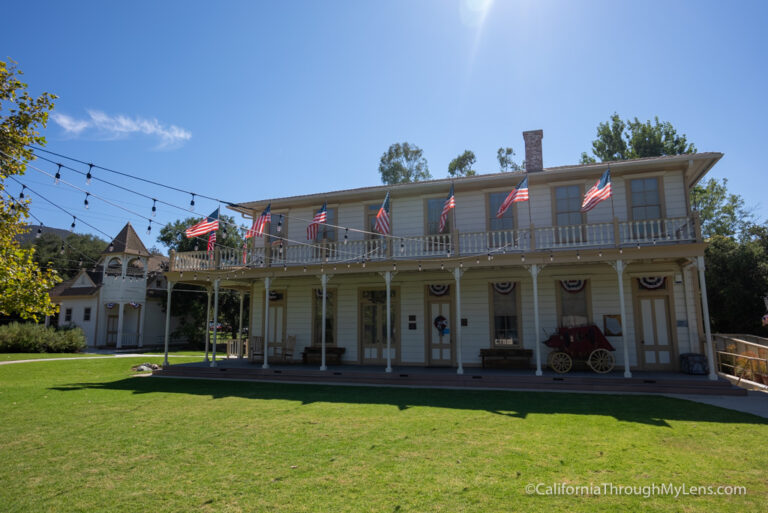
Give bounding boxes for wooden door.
[359,289,398,364]
[427,286,453,366]
[106,315,118,347]
[638,296,675,370]
[265,291,286,357]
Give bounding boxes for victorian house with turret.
[49,223,178,348]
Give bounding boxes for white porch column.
[263,276,271,369]
[163,280,174,367]
[116,302,125,349]
[453,267,464,375]
[137,302,146,348]
[204,288,212,362]
[320,273,329,371]
[237,291,245,359]
[528,264,543,376]
[614,260,632,378]
[210,279,220,367]
[696,255,718,380]
[384,271,393,373]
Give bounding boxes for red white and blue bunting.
[492,282,516,295]
[638,277,666,290]
[560,280,586,293]
[106,303,115,309]
[129,301,140,309]
[429,284,450,296]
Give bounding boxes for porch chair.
[248,336,264,363]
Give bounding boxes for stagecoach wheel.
[588,349,615,374]
[549,351,572,374]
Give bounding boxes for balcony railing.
[170,216,699,272]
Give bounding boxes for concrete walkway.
[667,390,768,419]
[0,354,197,365]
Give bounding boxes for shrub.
[0,322,85,353]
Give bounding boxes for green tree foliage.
[704,234,768,335]
[157,215,246,346]
[580,113,696,163]
[378,142,431,184]
[447,150,477,177]
[496,147,523,172]
[0,60,61,320]
[690,178,753,240]
[24,232,108,280]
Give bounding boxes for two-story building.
[50,223,177,348]
[164,130,721,379]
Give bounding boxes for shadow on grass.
[49,376,768,428]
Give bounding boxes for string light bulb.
[276,215,283,233]
[151,199,157,217]
[60,242,65,255]
[344,228,349,245]
[36,226,42,239]
[84,192,90,209]
[19,186,25,200]
[55,164,62,184]
[70,216,76,232]
[189,193,195,211]
[86,164,93,185]
[108,242,114,252]
[418,262,422,272]
[521,254,525,263]
[440,262,444,271]
[146,221,152,235]
[400,239,405,254]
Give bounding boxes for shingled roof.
[103,222,151,257]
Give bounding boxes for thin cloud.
[52,109,192,148]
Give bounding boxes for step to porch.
[153,365,746,396]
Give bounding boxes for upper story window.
[427,198,450,235]
[83,308,91,322]
[65,308,72,322]
[630,178,662,220]
[366,204,384,239]
[554,185,583,226]
[488,192,515,231]
[313,207,337,242]
[267,213,285,242]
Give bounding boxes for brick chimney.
[522,130,543,172]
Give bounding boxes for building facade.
[165,131,721,377]
[50,223,176,348]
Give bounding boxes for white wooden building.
[163,130,721,379]
[50,223,177,348]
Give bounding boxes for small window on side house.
[83,308,91,322]
[65,308,72,322]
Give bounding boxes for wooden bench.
[480,348,533,369]
[302,346,346,365]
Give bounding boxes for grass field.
[0,357,766,512]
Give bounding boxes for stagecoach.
[543,325,616,374]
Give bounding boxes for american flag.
[185,208,220,237]
[581,169,612,212]
[247,204,271,238]
[374,192,391,235]
[307,201,327,240]
[496,176,529,218]
[438,184,455,233]
[207,231,216,253]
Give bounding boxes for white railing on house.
[170,216,699,271]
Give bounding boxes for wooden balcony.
[170,216,700,272]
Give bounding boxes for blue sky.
[2,0,767,247]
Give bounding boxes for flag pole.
[451,182,457,257]
[525,173,533,252]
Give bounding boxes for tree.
[378,142,431,184]
[24,232,108,280]
[496,147,523,172]
[0,60,61,321]
[447,150,476,177]
[690,178,753,240]
[580,113,696,163]
[704,234,768,335]
[157,215,245,346]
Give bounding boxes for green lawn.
[0,358,765,512]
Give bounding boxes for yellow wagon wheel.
[549,351,572,374]
[587,348,615,374]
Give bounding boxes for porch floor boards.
[153,360,745,396]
